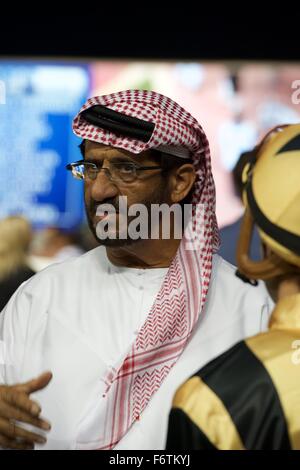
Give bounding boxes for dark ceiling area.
[0,15,299,61]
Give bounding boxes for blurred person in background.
[0,216,35,312]
[219,150,261,266]
[166,124,300,450]
[29,227,84,272]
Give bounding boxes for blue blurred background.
[0,61,90,230]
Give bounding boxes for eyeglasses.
[66,160,163,184]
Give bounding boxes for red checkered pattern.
[72,90,220,449]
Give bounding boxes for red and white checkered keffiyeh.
[72,90,220,449]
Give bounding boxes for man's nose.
[89,168,119,202]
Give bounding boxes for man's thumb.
[16,371,53,394]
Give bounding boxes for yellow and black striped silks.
[166,294,300,450]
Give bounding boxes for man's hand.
[0,371,52,450]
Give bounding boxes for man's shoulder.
[0,246,108,319]
[212,254,269,299]
[23,246,106,290]
[205,254,272,335]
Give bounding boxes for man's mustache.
[90,198,120,214]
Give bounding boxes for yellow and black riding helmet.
[236,123,300,282]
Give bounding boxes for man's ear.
[169,164,196,203]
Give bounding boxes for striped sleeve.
[166,340,294,450]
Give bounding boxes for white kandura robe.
[0,247,272,450]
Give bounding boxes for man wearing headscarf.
[166,124,300,450]
[0,90,271,450]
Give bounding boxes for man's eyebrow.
[84,155,141,165]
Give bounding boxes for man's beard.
[85,187,167,248]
